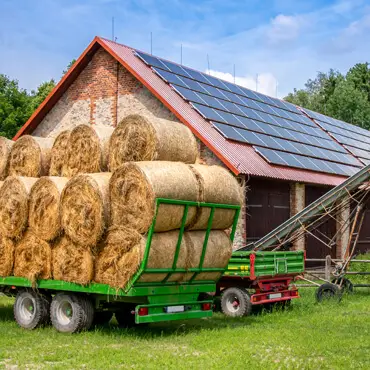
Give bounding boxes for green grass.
[0,288,369,370]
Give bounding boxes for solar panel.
[135,50,365,176]
[256,147,358,176]
[302,108,370,164]
[213,122,361,167]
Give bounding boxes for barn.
[15,36,370,259]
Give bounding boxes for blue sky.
[1,0,370,98]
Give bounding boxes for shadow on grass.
[0,303,14,323]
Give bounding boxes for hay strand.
[108,114,197,171]
[0,136,14,180]
[63,125,114,177]
[49,130,70,176]
[0,235,14,277]
[110,161,199,233]
[52,235,93,285]
[0,176,38,238]
[29,176,68,241]
[8,135,54,177]
[94,227,145,289]
[14,230,51,281]
[189,164,242,230]
[61,173,111,246]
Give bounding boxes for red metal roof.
[14,36,346,186]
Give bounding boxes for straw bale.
[108,114,198,171]
[14,230,51,282]
[110,161,199,232]
[63,125,114,177]
[185,230,232,281]
[0,176,38,238]
[0,136,14,180]
[61,173,111,246]
[52,235,93,285]
[0,235,14,276]
[49,130,70,176]
[8,135,54,177]
[94,227,145,289]
[189,164,242,230]
[138,230,190,283]
[29,176,68,241]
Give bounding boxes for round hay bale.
[8,135,54,177]
[62,125,114,177]
[14,230,52,282]
[0,234,14,277]
[0,176,38,239]
[52,235,93,285]
[0,137,14,180]
[108,114,198,171]
[110,161,199,233]
[185,230,232,281]
[138,230,189,283]
[29,176,69,241]
[61,173,111,246]
[94,227,145,289]
[189,164,242,230]
[49,130,70,176]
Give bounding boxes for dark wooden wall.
[246,179,290,243]
[305,185,337,260]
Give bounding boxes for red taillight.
[138,307,148,316]
[291,290,299,297]
[202,303,212,311]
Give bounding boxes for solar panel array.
[135,51,363,176]
[302,108,370,165]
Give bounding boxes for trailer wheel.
[316,283,342,303]
[93,311,113,326]
[332,277,354,293]
[14,290,50,330]
[50,293,93,333]
[221,287,252,317]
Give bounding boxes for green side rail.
[224,250,305,278]
[0,198,241,297]
[243,164,370,251]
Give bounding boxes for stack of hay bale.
[0,114,242,289]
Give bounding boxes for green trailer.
[0,198,240,333]
[217,250,305,316]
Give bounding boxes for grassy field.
[0,287,369,369]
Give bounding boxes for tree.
[0,74,32,138]
[63,59,76,75]
[0,59,74,139]
[285,64,370,129]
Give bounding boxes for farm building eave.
[14,36,346,187]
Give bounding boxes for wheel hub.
[19,297,36,323]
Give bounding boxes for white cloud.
[267,14,302,43]
[206,69,278,97]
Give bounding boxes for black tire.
[50,293,92,333]
[332,277,354,293]
[115,305,136,327]
[80,296,94,330]
[93,311,113,326]
[14,290,50,330]
[316,283,342,303]
[221,287,252,317]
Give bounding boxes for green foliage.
[285,63,370,130]
[0,59,74,139]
